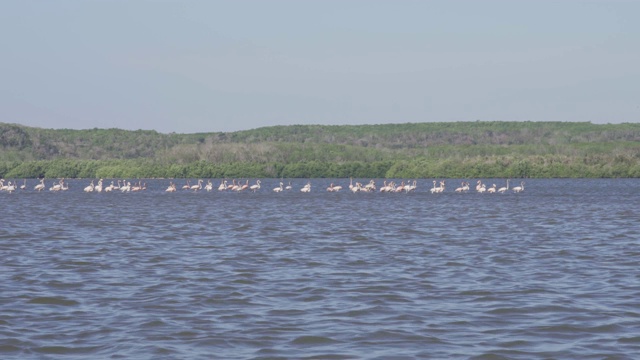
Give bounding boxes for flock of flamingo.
[0,178,525,194]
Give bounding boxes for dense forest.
[1,121,639,178]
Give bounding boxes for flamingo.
[240,180,249,191]
[94,179,103,193]
[379,180,387,192]
[84,180,95,192]
[382,181,395,193]
[218,180,227,191]
[204,180,213,192]
[364,180,376,192]
[430,180,438,194]
[105,181,115,192]
[131,181,143,192]
[20,179,26,190]
[190,179,203,192]
[182,180,191,190]
[405,180,417,192]
[455,181,466,193]
[285,181,292,191]
[34,179,45,192]
[250,180,261,192]
[327,183,342,192]
[477,183,487,194]
[498,179,510,194]
[230,180,240,191]
[166,182,177,192]
[50,180,62,192]
[352,182,362,193]
[300,182,311,192]
[6,181,16,193]
[512,181,525,193]
[273,182,284,192]
[431,180,445,193]
[487,184,497,193]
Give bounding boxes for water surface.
[1,178,639,359]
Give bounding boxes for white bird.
[190,179,203,192]
[218,180,227,191]
[285,181,292,190]
[364,180,376,192]
[327,183,342,192]
[300,182,311,192]
[205,180,213,192]
[6,181,16,193]
[84,180,95,192]
[379,180,389,192]
[250,180,261,192]
[120,181,131,192]
[94,179,103,193]
[166,182,177,192]
[498,179,510,194]
[20,179,26,190]
[352,182,362,193]
[430,180,437,194]
[34,179,45,192]
[512,181,525,193]
[273,182,284,192]
[455,181,468,193]
[404,180,417,192]
[50,180,62,192]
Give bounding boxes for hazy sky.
[2,1,639,134]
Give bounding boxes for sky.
[1,0,639,134]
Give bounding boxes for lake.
[1,178,639,359]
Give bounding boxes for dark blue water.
[1,178,639,359]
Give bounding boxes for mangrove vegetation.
[1,121,639,178]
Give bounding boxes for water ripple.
[1,179,639,358]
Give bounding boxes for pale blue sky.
[1,0,639,133]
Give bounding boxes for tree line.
[1,121,639,178]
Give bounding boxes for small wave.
[290,336,339,346]
[0,344,21,353]
[33,345,102,355]
[27,297,79,306]
[618,336,640,344]
[141,320,167,328]
[470,353,514,360]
